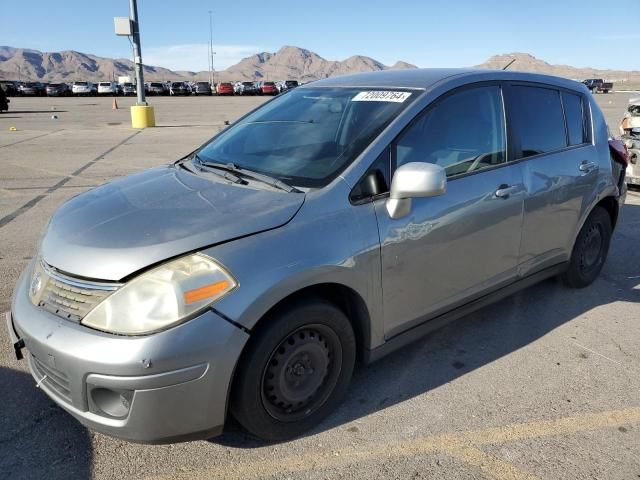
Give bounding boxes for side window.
[350,148,391,203]
[506,86,566,159]
[562,92,586,145]
[395,86,506,177]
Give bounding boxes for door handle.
[579,161,598,173]
[495,184,518,199]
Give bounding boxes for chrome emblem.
[30,272,42,297]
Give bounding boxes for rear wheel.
[563,206,612,288]
[230,299,356,441]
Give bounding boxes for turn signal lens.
[184,280,231,304]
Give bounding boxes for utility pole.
[209,10,215,86]
[130,0,146,105]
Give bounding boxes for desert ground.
[0,93,639,480]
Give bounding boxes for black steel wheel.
[563,206,612,288]
[261,324,342,422]
[230,299,356,441]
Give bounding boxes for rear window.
[243,82,254,86]
[150,83,163,87]
[562,92,587,146]
[506,86,566,159]
[99,82,111,86]
[171,82,183,87]
[74,82,88,86]
[264,82,275,86]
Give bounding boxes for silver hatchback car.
[7,69,626,443]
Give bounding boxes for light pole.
[130,0,146,105]
[209,10,215,86]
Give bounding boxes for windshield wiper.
[197,157,301,193]
[192,154,246,185]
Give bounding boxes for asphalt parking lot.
[1,93,639,480]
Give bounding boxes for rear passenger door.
[504,84,597,276]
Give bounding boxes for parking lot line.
[0,129,64,149]
[0,130,140,229]
[145,406,640,480]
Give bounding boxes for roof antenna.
[502,58,516,70]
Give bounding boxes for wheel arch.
[243,282,371,364]
[595,196,619,230]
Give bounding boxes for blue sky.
[3,0,639,72]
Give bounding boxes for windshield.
[172,82,183,87]
[150,83,163,87]
[74,82,88,86]
[197,87,417,188]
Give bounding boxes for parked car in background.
[147,82,167,96]
[0,81,19,97]
[170,82,191,96]
[97,82,119,95]
[260,81,278,95]
[278,80,299,93]
[45,83,71,97]
[19,82,45,96]
[194,81,213,96]
[121,83,136,96]
[72,81,95,96]
[6,69,625,445]
[583,78,613,94]
[216,82,234,95]
[620,97,640,186]
[0,86,9,112]
[237,81,259,95]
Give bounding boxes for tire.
[562,206,612,288]
[230,299,356,441]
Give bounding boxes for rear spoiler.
[609,138,629,167]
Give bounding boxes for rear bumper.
[8,261,249,443]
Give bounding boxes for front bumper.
[8,263,249,443]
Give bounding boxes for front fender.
[205,184,384,349]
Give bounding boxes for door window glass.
[395,86,506,177]
[506,86,566,158]
[562,92,586,145]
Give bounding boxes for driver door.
[373,84,525,337]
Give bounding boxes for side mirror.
[386,162,446,219]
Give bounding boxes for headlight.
[82,253,237,335]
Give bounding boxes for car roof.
[305,68,588,93]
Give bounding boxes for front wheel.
[563,206,612,288]
[230,299,356,441]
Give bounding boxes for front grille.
[31,354,72,403]
[32,261,121,322]
[40,277,112,321]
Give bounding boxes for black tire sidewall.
[564,207,612,288]
[230,300,356,441]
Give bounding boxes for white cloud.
[143,44,269,72]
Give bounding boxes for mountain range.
[0,45,416,83]
[1,45,639,85]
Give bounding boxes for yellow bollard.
[130,105,156,128]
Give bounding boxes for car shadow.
[213,201,640,447]
[0,366,92,479]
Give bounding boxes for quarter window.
[562,92,586,145]
[506,86,566,159]
[395,86,506,177]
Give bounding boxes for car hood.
[41,165,305,281]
